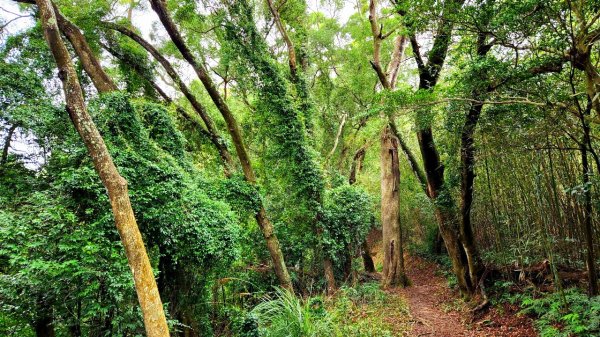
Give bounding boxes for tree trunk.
[361,241,376,273]
[35,1,170,335]
[53,4,117,93]
[33,297,55,337]
[348,145,376,273]
[457,32,492,292]
[149,0,293,291]
[33,316,55,337]
[323,257,336,294]
[580,110,598,296]
[380,126,408,288]
[1,124,17,165]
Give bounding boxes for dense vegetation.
[1,0,600,336]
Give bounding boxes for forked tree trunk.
[149,0,292,291]
[52,4,117,93]
[380,126,408,288]
[35,1,170,336]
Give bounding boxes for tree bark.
[323,257,336,294]
[380,126,408,287]
[35,1,170,335]
[148,0,293,291]
[52,4,117,93]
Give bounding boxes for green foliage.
[329,283,410,337]
[519,289,600,337]
[320,184,375,263]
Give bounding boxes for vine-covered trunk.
[105,24,234,176]
[36,1,170,335]
[149,0,292,291]
[380,126,408,287]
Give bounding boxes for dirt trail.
[394,256,537,337]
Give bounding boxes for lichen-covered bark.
[35,1,170,335]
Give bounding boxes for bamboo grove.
[1,0,600,336]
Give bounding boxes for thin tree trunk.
[35,1,169,335]
[1,124,17,165]
[380,126,408,288]
[459,100,485,291]
[457,31,494,294]
[148,0,293,291]
[348,146,377,272]
[265,0,297,77]
[580,110,598,296]
[386,35,407,90]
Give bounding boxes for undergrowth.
[247,282,410,337]
[493,282,600,337]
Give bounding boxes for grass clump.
[250,283,410,337]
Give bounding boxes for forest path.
[395,255,466,336]
[388,255,537,336]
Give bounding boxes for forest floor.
[388,255,538,336]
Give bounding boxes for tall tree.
[147,0,293,291]
[34,0,170,335]
[380,126,408,287]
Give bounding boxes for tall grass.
[251,288,333,337]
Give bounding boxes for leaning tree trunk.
[103,24,235,176]
[149,0,292,292]
[35,1,170,336]
[380,126,408,288]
